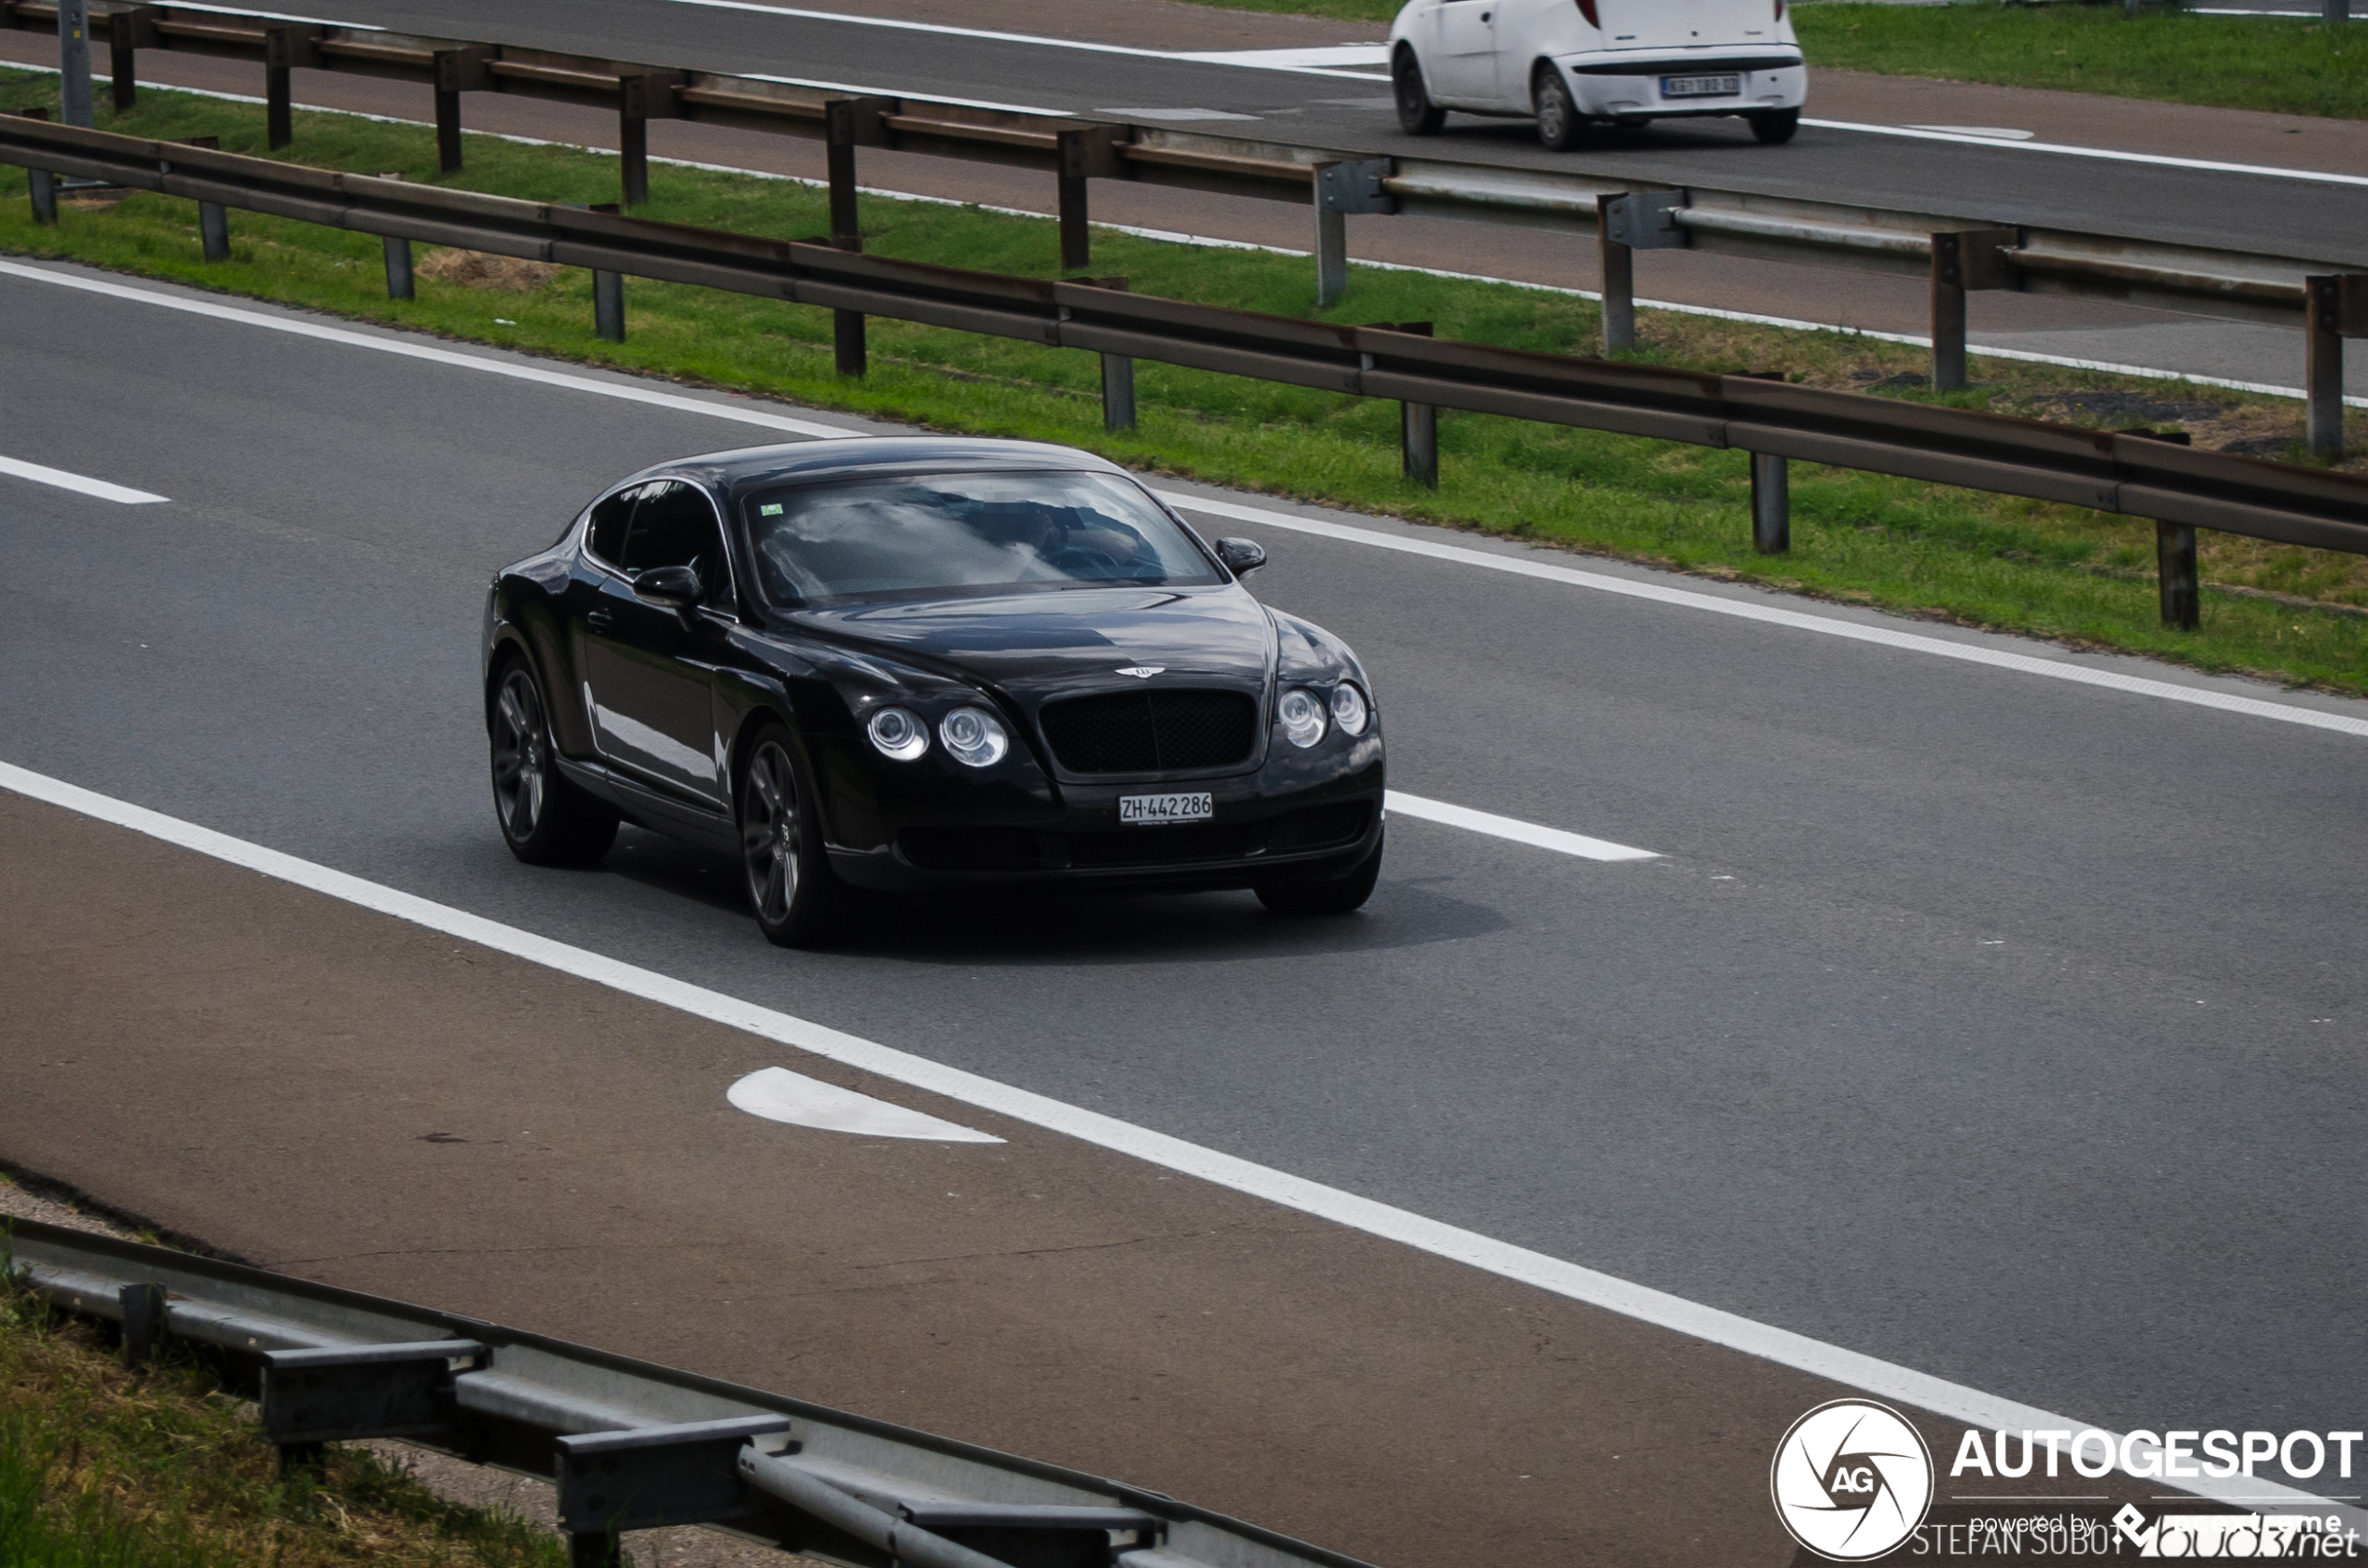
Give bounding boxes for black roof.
[635,436,1130,500]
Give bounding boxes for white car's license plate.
[1662,74,1741,98]
[1119,791,1214,826]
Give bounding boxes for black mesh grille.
[1037,689,1258,775]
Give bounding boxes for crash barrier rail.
[6,0,2366,451]
[1,1217,1373,1568]
[5,112,2366,636]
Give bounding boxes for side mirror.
[1216,537,1267,577]
[632,564,702,611]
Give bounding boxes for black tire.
[1393,46,1445,136]
[1533,65,1584,152]
[737,723,845,947]
[1748,107,1800,145]
[1256,829,1384,916]
[489,658,619,867]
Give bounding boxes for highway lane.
[4,257,2367,1456]
[211,0,2368,263]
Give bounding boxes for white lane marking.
[737,73,1071,117]
[0,455,168,504]
[654,0,1392,80]
[727,1065,1002,1142]
[1387,791,1656,861]
[8,258,2364,738]
[0,757,2345,1520]
[1097,106,1264,122]
[1805,117,2368,188]
[1160,493,2368,741]
[1901,124,2034,141]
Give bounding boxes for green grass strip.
[0,71,2362,695]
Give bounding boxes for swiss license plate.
[1119,791,1214,826]
[1662,74,1741,98]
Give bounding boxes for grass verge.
[0,1235,562,1567]
[2,73,2364,694]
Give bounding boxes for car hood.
[788,586,1277,697]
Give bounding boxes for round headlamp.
[939,706,1010,768]
[1329,682,1370,736]
[1279,687,1327,749]
[866,705,929,762]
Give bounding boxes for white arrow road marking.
[0,455,168,504]
[729,1065,1004,1143]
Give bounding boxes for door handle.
[585,608,616,632]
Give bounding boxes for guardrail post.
[2156,521,2200,629]
[616,74,682,208]
[119,1283,166,1369]
[593,269,625,341]
[2326,0,2347,21]
[1929,229,2017,392]
[1102,351,1136,431]
[1598,190,1687,354]
[57,0,93,128]
[1751,452,1790,553]
[834,306,866,377]
[2304,274,2361,459]
[383,235,414,300]
[1311,160,1393,309]
[824,98,889,245]
[199,201,229,262]
[1599,225,1634,352]
[16,108,57,224]
[1403,400,1438,488]
[1055,127,1122,273]
[108,7,157,113]
[433,48,490,175]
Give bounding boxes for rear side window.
[617,481,732,605]
[585,487,638,564]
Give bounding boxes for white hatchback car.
[1388,0,1808,148]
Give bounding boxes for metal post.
[1315,204,1346,309]
[620,108,648,207]
[2156,521,2199,629]
[267,62,292,147]
[109,8,158,114]
[1058,168,1090,273]
[1054,128,1118,274]
[568,1535,624,1568]
[383,234,414,300]
[2306,275,2344,459]
[199,200,229,262]
[58,0,93,129]
[30,166,56,223]
[434,85,461,172]
[1600,227,1635,352]
[594,269,625,342]
[826,111,860,245]
[1102,354,1136,432]
[119,1283,166,1369]
[1931,266,1967,392]
[1751,452,1790,554]
[432,48,491,175]
[834,308,867,378]
[2327,0,2347,21]
[1402,401,1438,488]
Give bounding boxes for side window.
[617,481,731,605]
[585,486,640,565]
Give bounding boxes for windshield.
[743,471,1221,606]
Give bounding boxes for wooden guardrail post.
[2156,522,2200,629]
[1598,190,1685,353]
[108,6,157,113]
[432,48,491,174]
[1929,229,2017,392]
[2304,275,2362,459]
[1752,453,1790,554]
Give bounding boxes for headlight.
[866,705,929,762]
[1278,687,1327,749]
[939,706,1009,768]
[1329,682,1370,736]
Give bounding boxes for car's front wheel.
[1256,830,1384,916]
[1748,107,1800,144]
[737,724,844,947]
[1533,64,1584,151]
[489,658,618,867]
[1393,46,1446,135]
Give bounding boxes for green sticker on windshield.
[759,502,783,516]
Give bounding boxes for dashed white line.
[0,454,168,504]
[1388,791,1656,861]
[1803,117,2368,188]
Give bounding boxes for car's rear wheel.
[1533,64,1584,151]
[1747,107,1800,144]
[490,659,618,867]
[1256,830,1384,916]
[1393,46,1446,135]
[738,724,843,947]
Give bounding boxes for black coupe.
[482,437,1385,944]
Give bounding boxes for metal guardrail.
[4,0,2365,445]
[2,1217,1375,1568]
[2,110,2364,632]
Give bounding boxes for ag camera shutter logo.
[1771,1399,1935,1561]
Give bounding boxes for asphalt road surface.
[4,256,2367,1554]
[174,0,2368,266]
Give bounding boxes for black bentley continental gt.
[482,437,1385,945]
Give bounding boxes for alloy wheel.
[492,668,548,843]
[742,740,801,923]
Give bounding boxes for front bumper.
[1562,57,1805,120]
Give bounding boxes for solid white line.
[1805,117,2368,188]
[7,257,2361,738]
[0,454,168,504]
[1387,791,1657,861]
[0,756,2343,1520]
[1158,492,2368,741]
